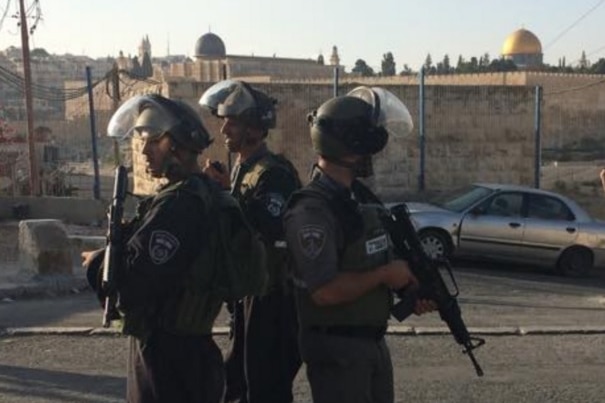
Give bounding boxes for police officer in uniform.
[283,87,434,403]
[82,94,225,403]
[199,80,302,403]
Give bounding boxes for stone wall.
[16,71,603,204]
[126,81,537,201]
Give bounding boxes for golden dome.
[502,28,542,55]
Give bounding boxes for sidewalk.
[0,262,89,301]
[0,262,90,301]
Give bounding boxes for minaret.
[138,35,151,60]
[329,45,340,66]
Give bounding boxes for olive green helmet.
[107,94,212,152]
[308,86,413,158]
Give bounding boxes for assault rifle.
[101,165,128,328]
[386,203,485,377]
[351,181,485,377]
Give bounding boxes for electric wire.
[544,0,605,51]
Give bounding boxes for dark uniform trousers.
[300,328,393,403]
[127,330,225,403]
[224,288,301,403]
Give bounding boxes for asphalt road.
[1,261,605,403]
[1,334,604,403]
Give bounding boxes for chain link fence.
[2,68,605,217]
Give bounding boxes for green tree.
[381,52,396,76]
[352,59,375,76]
[479,53,491,69]
[578,51,589,71]
[399,64,413,75]
[424,53,433,72]
[591,58,605,74]
[487,58,517,72]
[436,54,451,74]
[469,56,479,72]
[141,52,153,78]
[131,56,142,77]
[31,48,50,58]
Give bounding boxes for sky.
[1,0,604,72]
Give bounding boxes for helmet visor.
[199,80,244,114]
[347,86,414,139]
[199,80,257,118]
[107,95,179,140]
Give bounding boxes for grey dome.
[194,32,226,58]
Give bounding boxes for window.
[483,192,523,217]
[527,195,573,221]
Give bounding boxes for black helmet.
[107,94,212,153]
[308,86,413,158]
[199,80,276,130]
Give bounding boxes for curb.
[0,277,90,300]
[3,325,605,337]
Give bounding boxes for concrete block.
[19,219,73,277]
[68,235,106,267]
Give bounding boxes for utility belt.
[307,325,387,341]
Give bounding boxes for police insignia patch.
[265,193,285,217]
[148,230,180,265]
[298,225,326,259]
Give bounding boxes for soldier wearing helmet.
[283,87,434,403]
[82,94,226,403]
[200,80,302,403]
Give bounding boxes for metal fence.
[2,67,605,211]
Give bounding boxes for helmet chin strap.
[323,155,373,178]
[324,156,358,170]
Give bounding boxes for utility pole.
[110,62,121,165]
[18,0,39,195]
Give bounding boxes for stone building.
[167,32,342,82]
[2,27,605,200]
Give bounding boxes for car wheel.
[418,229,451,259]
[556,247,593,277]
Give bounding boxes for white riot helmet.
[199,80,276,131]
[107,94,212,152]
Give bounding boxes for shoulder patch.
[148,230,180,265]
[265,192,286,217]
[298,225,326,260]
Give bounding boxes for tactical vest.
[234,152,301,291]
[121,175,224,337]
[290,181,393,327]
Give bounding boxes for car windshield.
[430,185,495,212]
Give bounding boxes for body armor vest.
[121,176,224,337]
[291,180,393,327]
[233,152,300,291]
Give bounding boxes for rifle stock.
[387,203,485,377]
[102,165,128,328]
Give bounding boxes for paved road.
[1,262,605,402]
[2,262,605,330]
[1,334,604,403]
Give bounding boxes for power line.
[0,64,161,101]
[0,63,104,100]
[544,76,605,96]
[0,0,10,31]
[544,0,605,51]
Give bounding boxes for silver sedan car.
[396,183,605,276]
